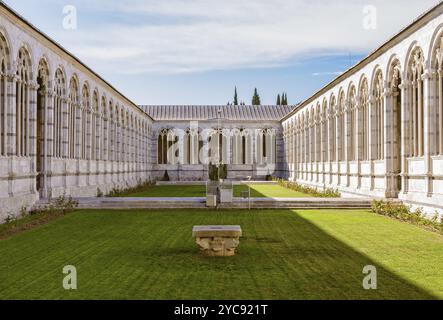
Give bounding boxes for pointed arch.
[430,28,443,155]
[68,75,79,158]
[347,83,357,161]
[81,82,90,159]
[337,89,346,161]
[15,46,32,156]
[329,93,337,161]
[372,68,385,160]
[321,98,328,162]
[91,89,99,160]
[53,67,65,158]
[358,76,370,160]
[0,30,11,156]
[406,45,425,157]
[36,58,50,191]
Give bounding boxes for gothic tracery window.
[359,78,369,161]
[373,70,385,160]
[0,33,9,156]
[407,48,424,157]
[16,47,32,157]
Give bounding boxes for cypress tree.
[252,88,261,106]
[282,92,288,105]
[233,87,238,106]
[276,94,281,106]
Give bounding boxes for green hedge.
[106,180,154,197]
[371,200,443,235]
[273,178,341,198]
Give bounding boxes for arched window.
[0,32,10,156]
[321,100,328,162]
[329,95,337,161]
[109,102,115,161]
[405,48,424,157]
[310,109,316,163]
[101,97,107,160]
[241,133,246,165]
[389,59,403,191]
[53,68,65,158]
[16,47,32,157]
[208,129,224,164]
[114,106,119,161]
[36,58,49,188]
[347,85,357,161]
[81,84,90,160]
[68,76,79,159]
[432,35,443,155]
[337,91,346,161]
[315,104,321,162]
[92,91,99,160]
[359,78,369,161]
[373,70,384,160]
[262,130,266,158]
[157,129,169,164]
[183,129,191,164]
[301,114,306,163]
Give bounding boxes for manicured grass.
[0,209,442,299]
[118,185,206,197]
[233,184,313,198]
[120,184,312,198]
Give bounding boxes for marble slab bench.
[192,225,242,256]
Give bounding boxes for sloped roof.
[140,105,295,121]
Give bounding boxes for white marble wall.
[282,6,443,214]
[0,6,153,221]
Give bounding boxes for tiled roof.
[140,105,296,121]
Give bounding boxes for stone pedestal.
[206,194,217,207]
[192,225,242,256]
[219,186,233,203]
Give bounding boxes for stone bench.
[192,225,242,256]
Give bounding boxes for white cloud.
[312,71,343,77]
[54,0,440,75]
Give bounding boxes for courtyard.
[0,208,442,300]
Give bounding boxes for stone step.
[37,197,374,210]
[37,197,207,210]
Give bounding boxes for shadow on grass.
[152,209,437,299]
[242,210,437,300]
[0,208,438,300]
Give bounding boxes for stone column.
[224,129,231,165]
[399,80,410,194]
[86,108,92,186]
[368,95,375,191]
[355,99,362,189]
[327,113,332,185]
[177,129,184,165]
[44,85,54,198]
[28,80,38,193]
[318,118,322,183]
[6,72,17,197]
[383,84,394,197]
[63,98,71,159]
[335,111,340,186]
[423,69,435,196]
[344,100,350,187]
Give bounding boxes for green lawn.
[120,185,206,197]
[0,209,442,300]
[233,184,313,198]
[120,184,312,198]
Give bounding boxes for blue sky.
[3,0,440,105]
